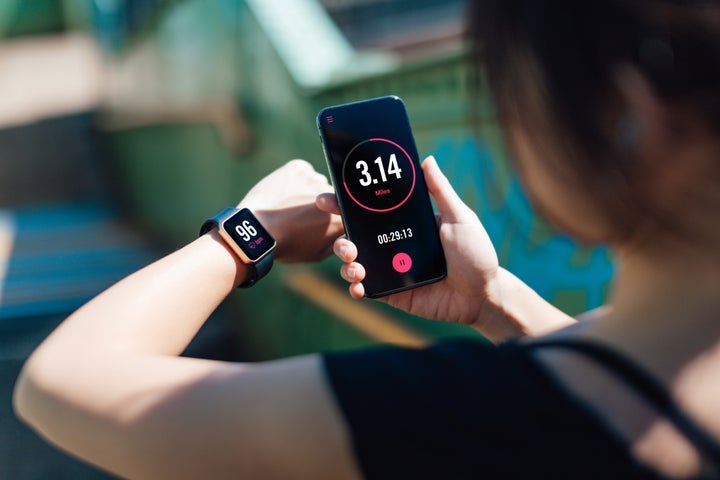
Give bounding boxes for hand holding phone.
[321,155,532,341]
[317,96,446,298]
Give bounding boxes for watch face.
[222,209,275,262]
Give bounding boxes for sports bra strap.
[525,338,720,470]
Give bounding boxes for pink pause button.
[392,252,412,273]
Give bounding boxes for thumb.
[422,155,475,224]
[315,192,340,215]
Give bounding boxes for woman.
[13,0,720,478]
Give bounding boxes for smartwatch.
[200,207,276,288]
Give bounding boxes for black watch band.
[200,207,275,288]
[234,249,274,288]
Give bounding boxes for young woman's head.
[470,0,720,253]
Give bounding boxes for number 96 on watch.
[317,96,446,298]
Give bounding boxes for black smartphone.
[317,95,446,298]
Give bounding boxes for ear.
[611,65,720,248]
[612,65,673,160]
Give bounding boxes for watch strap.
[199,207,237,236]
[200,207,274,288]
[239,251,273,288]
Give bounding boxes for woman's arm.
[12,155,576,478]
[13,160,361,480]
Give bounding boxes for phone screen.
[317,96,446,297]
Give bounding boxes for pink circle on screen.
[342,138,416,213]
[392,252,412,273]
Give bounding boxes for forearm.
[476,267,577,342]
[12,230,246,467]
[36,230,244,357]
[11,160,359,480]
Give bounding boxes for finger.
[333,237,358,263]
[316,192,340,214]
[340,262,366,283]
[349,282,365,300]
[422,155,475,224]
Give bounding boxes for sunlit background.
[0,0,612,477]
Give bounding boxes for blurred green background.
[0,0,613,477]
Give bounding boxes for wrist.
[478,268,576,342]
[474,268,527,343]
[198,228,252,289]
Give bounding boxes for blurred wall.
[3,0,614,357]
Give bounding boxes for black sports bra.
[525,339,720,478]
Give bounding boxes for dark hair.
[469,0,720,242]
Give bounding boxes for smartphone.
[317,95,446,298]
